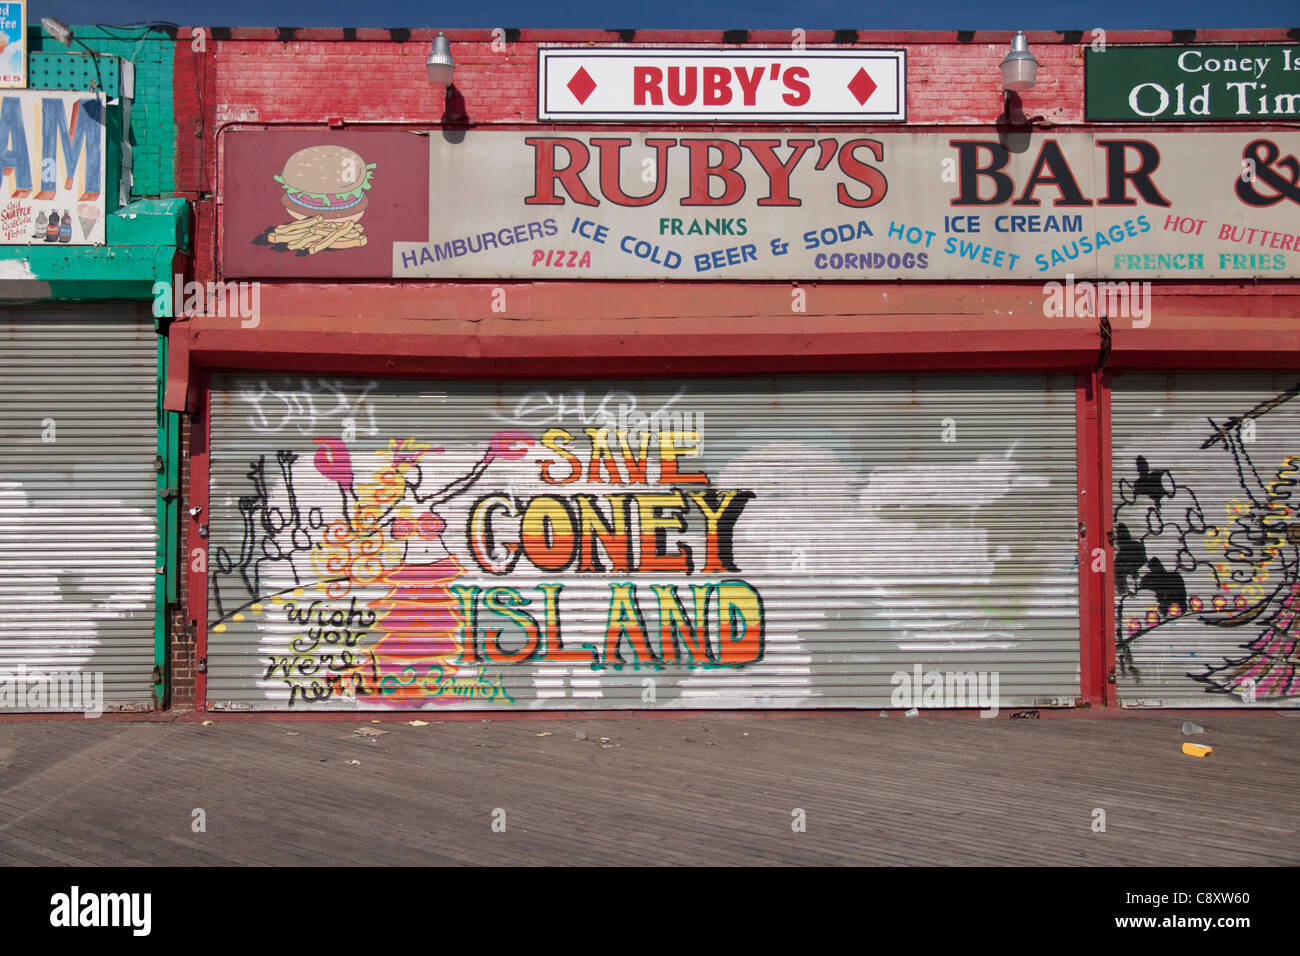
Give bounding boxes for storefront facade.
[0,25,186,713]
[162,27,1299,713]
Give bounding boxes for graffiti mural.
[207,374,1080,710]
[1114,379,1300,703]
[211,433,532,705]
[209,386,765,707]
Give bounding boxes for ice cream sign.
[538,48,905,122]
[0,91,106,245]
[0,2,26,89]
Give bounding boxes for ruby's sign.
[219,130,1300,283]
[538,48,906,122]
[391,132,1300,281]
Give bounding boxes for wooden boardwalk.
[0,713,1296,866]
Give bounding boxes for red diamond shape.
[567,67,597,105]
[847,68,877,106]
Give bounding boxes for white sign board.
[539,48,906,122]
[393,131,1300,282]
[0,90,107,245]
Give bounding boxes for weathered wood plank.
[0,715,1295,865]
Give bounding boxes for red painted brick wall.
[202,35,1083,126]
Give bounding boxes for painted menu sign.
[1086,45,1300,121]
[0,91,105,245]
[221,130,1300,281]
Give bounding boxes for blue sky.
[23,0,1300,30]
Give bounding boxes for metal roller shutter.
[1112,372,1300,708]
[206,372,1080,711]
[0,306,158,712]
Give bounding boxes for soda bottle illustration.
[32,211,46,240]
[58,211,72,243]
[44,211,59,242]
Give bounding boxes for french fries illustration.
[266,216,367,253]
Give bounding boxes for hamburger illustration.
[273,145,376,223]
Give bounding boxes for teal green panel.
[29,25,178,198]
[27,51,120,97]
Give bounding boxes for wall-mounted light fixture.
[426,33,455,89]
[999,30,1038,121]
[40,16,105,92]
[1000,31,1038,93]
[40,16,74,45]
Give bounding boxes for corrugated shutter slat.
[207,372,1081,711]
[0,308,157,711]
[1112,373,1300,708]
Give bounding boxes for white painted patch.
[0,259,36,279]
[215,104,260,123]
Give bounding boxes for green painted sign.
[1086,45,1300,121]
